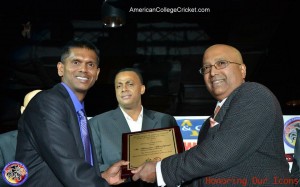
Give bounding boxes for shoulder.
[144,108,174,119]
[33,84,67,103]
[25,84,71,115]
[239,82,275,98]
[229,82,279,108]
[0,130,17,143]
[242,82,271,91]
[89,108,118,122]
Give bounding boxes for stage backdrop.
[174,115,300,170]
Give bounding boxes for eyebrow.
[117,80,134,84]
[203,58,227,64]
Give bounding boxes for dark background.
[0,0,299,133]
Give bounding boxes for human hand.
[101,160,129,185]
[131,161,157,183]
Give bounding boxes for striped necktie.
[214,105,221,118]
[78,109,92,165]
[210,105,221,128]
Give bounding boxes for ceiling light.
[101,1,126,28]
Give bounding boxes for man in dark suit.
[131,44,294,186]
[0,89,40,187]
[291,129,300,186]
[89,68,178,187]
[15,39,128,187]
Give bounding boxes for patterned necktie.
[78,109,92,165]
[214,105,221,118]
[210,105,221,128]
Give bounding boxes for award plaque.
[121,126,184,178]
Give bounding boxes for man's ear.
[141,85,146,95]
[57,62,64,77]
[240,64,246,79]
[95,68,100,81]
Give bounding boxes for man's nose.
[122,85,128,91]
[209,64,218,75]
[80,64,88,72]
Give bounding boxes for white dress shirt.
[120,106,143,132]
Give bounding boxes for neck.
[121,105,142,121]
[76,93,86,102]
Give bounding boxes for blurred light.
[286,100,300,107]
[101,1,126,28]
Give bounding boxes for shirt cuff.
[156,161,166,187]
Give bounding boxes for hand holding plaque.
[121,126,184,178]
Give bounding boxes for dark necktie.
[78,109,92,165]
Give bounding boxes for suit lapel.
[87,120,101,173]
[198,84,243,143]
[112,108,156,132]
[141,109,157,131]
[55,84,85,158]
[214,85,241,124]
[112,107,131,133]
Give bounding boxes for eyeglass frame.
[199,60,242,75]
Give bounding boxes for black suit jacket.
[15,83,106,187]
[161,82,293,186]
[0,130,18,187]
[89,107,179,187]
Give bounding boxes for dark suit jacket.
[89,107,178,187]
[0,130,18,187]
[15,84,106,187]
[160,82,293,187]
[291,129,300,186]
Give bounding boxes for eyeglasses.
[199,60,241,75]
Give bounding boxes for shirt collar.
[61,82,84,112]
[119,106,143,121]
[217,98,227,108]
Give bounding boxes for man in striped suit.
[132,44,294,186]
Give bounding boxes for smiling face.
[115,71,145,110]
[202,44,246,101]
[57,47,100,101]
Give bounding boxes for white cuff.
[156,161,166,187]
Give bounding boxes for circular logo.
[284,117,300,148]
[2,161,28,186]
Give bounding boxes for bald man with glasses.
[131,44,294,187]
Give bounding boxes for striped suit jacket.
[161,82,293,187]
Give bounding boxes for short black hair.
[60,38,100,66]
[115,68,144,84]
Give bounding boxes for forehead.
[115,71,140,83]
[68,47,98,61]
[203,45,235,64]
